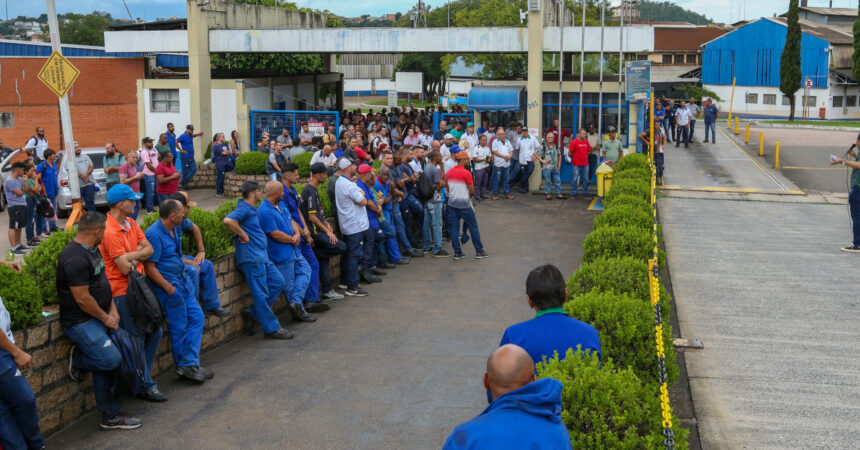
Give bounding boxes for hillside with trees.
[637,1,713,25]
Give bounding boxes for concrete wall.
[140,80,239,145]
[704,83,860,120]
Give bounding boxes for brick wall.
[224,172,271,198]
[0,58,143,151]
[15,252,342,436]
[188,163,216,189]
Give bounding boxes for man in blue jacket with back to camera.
[443,344,571,449]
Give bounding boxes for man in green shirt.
[103,143,125,189]
[830,133,860,252]
[601,127,624,164]
[155,133,171,158]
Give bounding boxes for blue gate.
[249,110,339,150]
[433,112,474,135]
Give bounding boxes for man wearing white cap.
[334,158,371,297]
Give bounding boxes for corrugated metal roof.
[651,65,700,83]
[155,54,188,67]
[0,38,141,58]
[769,17,853,44]
[799,7,857,17]
[654,27,726,51]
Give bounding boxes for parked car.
[55,148,108,216]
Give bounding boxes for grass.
[761,120,860,127]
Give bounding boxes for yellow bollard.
[775,142,780,168]
[745,123,750,143]
[759,132,764,156]
[734,117,739,135]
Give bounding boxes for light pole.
[577,0,585,130]
[558,0,565,145]
[618,0,624,140]
[598,0,606,136]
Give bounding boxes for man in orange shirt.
[568,128,592,199]
[99,184,167,403]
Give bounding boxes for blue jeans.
[341,231,364,289]
[508,160,521,187]
[311,231,346,293]
[80,184,96,212]
[543,169,562,195]
[572,164,589,195]
[399,194,423,247]
[588,154,598,183]
[850,186,860,247]
[447,206,484,255]
[299,243,320,303]
[361,225,377,269]
[422,201,443,253]
[114,295,161,394]
[153,272,203,368]
[0,364,44,450]
[689,119,697,140]
[47,196,58,231]
[239,261,285,334]
[181,157,197,184]
[183,258,221,311]
[129,199,139,221]
[704,122,716,142]
[675,126,689,147]
[515,161,535,189]
[662,120,673,142]
[24,196,37,241]
[390,200,413,252]
[379,211,401,263]
[275,255,312,306]
[143,175,157,211]
[215,165,231,195]
[655,153,665,179]
[63,319,122,420]
[491,165,510,195]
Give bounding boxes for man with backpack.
[24,127,49,162]
[421,150,449,257]
[99,185,166,402]
[61,212,144,431]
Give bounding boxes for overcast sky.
[5,0,856,26]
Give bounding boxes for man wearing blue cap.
[144,198,210,384]
[459,122,479,152]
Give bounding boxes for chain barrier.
[649,162,676,449]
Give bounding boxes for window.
[0,112,12,128]
[637,54,647,61]
[833,96,844,107]
[673,54,685,64]
[763,94,776,105]
[150,89,179,113]
[782,95,794,106]
[661,54,672,64]
[686,54,697,64]
[802,95,817,107]
[745,93,758,104]
[847,95,857,107]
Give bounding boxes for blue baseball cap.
[449,145,461,154]
[107,184,143,204]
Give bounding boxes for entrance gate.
[249,110,339,151]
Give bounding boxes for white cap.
[443,133,454,140]
[338,158,353,170]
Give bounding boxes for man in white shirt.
[439,136,453,162]
[334,158,371,297]
[24,127,49,162]
[418,127,434,147]
[471,134,492,201]
[674,100,691,149]
[491,128,514,200]
[686,98,701,143]
[410,146,426,174]
[460,122,480,151]
[310,144,337,172]
[513,127,539,194]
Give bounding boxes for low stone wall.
[16,251,342,437]
[188,163,216,189]
[224,172,270,198]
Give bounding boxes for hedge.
[565,291,678,386]
[593,204,654,231]
[612,168,651,182]
[566,256,672,318]
[292,151,313,177]
[537,349,688,449]
[613,153,650,172]
[214,198,240,221]
[142,207,235,259]
[605,178,651,205]
[0,264,42,329]
[23,230,76,305]
[582,225,665,269]
[235,151,267,175]
[603,194,651,211]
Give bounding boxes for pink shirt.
[139,147,159,176]
[118,163,140,193]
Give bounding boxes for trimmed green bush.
[605,178,651,205]
[204,142,212,161]
[292,151,313,177]
[371,159,383,170]
[214,198,240,221]
[613,153,650,172]
[1,264,42,329]
[142,208,234,259]
[566,256,672,314]
[23,230,75,305]
[318,178,334,219]
[604,194,651,211]
[235,151,267,175]
[593,204,654,231]
[537,349,688,449]
[583,225,665,269]
[612,167,651,182]
[565,291,678,386]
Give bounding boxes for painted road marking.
[659,185,806,195]
[780,166,846,170]
[720,128,789,190]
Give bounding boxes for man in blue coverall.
[144,199,210,384]
[222,181,292,340]
[258,180,317,323]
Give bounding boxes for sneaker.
[337,283,349,290]
[433,250,451,258]
[322,290,345,300]
[69,345,83,382]
[475,251,489,259]
[215,193,224,198]
[264,328,294,340]
[396,257,410,265]
[453,252,464,260]
[409,249,425,258]
[423,248,432,254]
[99,412,142,431]
[841,245,860,253]
[345,286,368,297]
[11,245,26,255]
[304,301,330,313]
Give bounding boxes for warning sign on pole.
[38,50,80,98]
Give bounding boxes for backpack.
[35,196,53,217]
[415,170,435,202]
[126,270,164,335]
[109,327,147,396]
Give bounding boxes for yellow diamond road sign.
[38,50,80,98]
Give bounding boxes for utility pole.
[577,0,586,130]
[558,0,564,144]
[45,0,81,229]
[598,0,605,136]
[618,0,624,140]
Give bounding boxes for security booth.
[433,111,474,136]
[467,85,526,129]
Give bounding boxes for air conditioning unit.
[527,0,541,12]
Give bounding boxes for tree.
[57,12,113,46]
[678,84,722,102]
[780,0,802,121]
[637,1,713,25]
[853,1,860,84]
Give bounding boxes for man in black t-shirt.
[301,163,347,300]
[58,212,143,431]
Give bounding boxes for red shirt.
[155,163,179,195]
[568,138,591,167]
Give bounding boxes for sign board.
[528,128,540,140]
[38,50,80,98]
[395,72,423,94]
[625,60,651,101]
[388,90,398,108]
[805,78,813,88]
[306,121,325,137]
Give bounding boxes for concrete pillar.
[187,0,212,162]
[526,2,545,191]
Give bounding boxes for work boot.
[288,302,317,322]
[265,328,294,339]
[361,270,382,283]
[369,266,388,276]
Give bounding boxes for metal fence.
[433,112,474,135]
[249,110,340,150]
